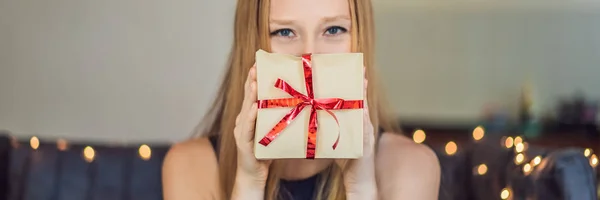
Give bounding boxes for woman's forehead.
[269,0,351,22]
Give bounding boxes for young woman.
[162,0,441,199]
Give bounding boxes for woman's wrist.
[232,169,267,200]
[344,155,378,200]
[346,182,378,200]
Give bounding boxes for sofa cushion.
[531,148,598,200]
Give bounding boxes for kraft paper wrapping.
[254,49,364,159]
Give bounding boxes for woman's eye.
[325,26,347,36]
[270,29,295,37]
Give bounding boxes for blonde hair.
[195,0,399,199]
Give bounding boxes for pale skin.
[162,0,441,199]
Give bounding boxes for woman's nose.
[301,38,316,55]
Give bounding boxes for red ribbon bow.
[257,54,364,159]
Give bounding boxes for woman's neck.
[279,159,333,180]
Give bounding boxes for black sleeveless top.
[208,136,321,200]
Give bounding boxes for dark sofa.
[0,132,168,200]
[1,130,598,200]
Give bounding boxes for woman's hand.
[232,65,272,200]
[336,74,378,200]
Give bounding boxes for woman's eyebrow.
[269,15,350,25]
[321,15,351,23]
[269,18,294,25]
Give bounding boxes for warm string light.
[22,137,155,163]
[445,141,458,156]
[584,148,592,157]
[500,188,511,200]
[476,164,488,175]
[514,136,523,145]
[57,139,68,151]
[515,143,525,153]
[12,127,528,167]
[139,144,152,161]
[523,163,532,175]
[472,126,485,141]
[504,136,514,148]
[30,136,39,150]
[83,146,95,163]
[514,153,525,165]
[412,129,426,144]
[590,154,598,167]
[17,137,156,163]
[531,156,542,166]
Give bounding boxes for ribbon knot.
[256,54,363,159]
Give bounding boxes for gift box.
[254,49,364,159]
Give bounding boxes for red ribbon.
[257,54,364,159]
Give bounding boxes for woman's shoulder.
[164,137,218,164]
[162,137,220,199]
[377,132,439,165]
[375,132,441,198]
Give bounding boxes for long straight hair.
[195,0,399,199]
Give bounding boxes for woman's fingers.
[243,66,254,98]
[362,78,376,155]
[239,65,258,144]
[241,103,258,143]
[364,78,369,115]
[363,78,373,134]
[236,65,257,145]
[363,66,368,113]
[241,66,257,114]
[243,80,258,120]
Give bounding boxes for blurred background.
[0,0,598,199]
